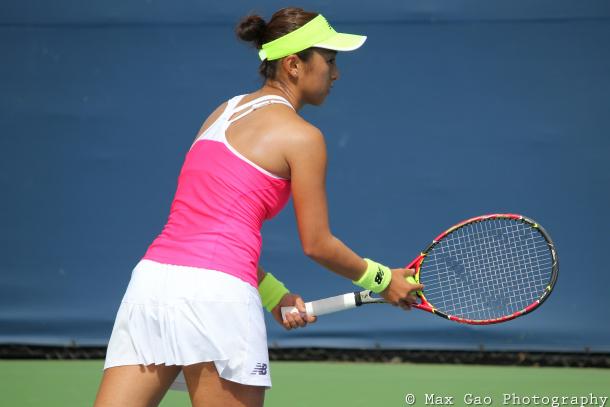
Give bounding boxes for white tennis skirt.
[104,259,271,390]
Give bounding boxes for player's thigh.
[183,361,265,407]
[94,364,181,407]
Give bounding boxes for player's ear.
[281,55,301,79]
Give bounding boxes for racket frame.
[409,213,558,324]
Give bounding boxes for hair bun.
[236,14,267,48]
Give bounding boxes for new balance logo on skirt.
[251,363,268,375]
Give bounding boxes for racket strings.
[420,219,553,321]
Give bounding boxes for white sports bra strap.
[226,95,294,126]
[232,95,293,113]
[192,94,294,147]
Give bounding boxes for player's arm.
[257,264,266,283]
[285,124,421,307]
[285,125,366,279]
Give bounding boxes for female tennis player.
[94,7,423,407]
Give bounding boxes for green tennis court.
[1,360,608,406]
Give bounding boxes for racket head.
[409,214,558,325]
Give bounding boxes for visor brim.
[313,33,367,52]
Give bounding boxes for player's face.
[300,49,339,105]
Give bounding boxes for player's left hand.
[272,293,317,330]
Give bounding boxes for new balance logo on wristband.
[375,266,384,284]
[251,363,268,375]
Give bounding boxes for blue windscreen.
[1,1,609,352]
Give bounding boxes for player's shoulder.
[281,114,325,145]
[210,100,229,120]
[279,117,326,163]
[195,101,229,138]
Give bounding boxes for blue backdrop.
[1,1,609,352]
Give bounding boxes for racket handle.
[281,293,358,320]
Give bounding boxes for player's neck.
[260,81,302,111]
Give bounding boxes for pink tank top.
[143,94,293,287]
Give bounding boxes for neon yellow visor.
[258,14,367,61]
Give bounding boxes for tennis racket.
[282,214,558,325]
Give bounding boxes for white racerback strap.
[226,95,294,126]
[191,94,294,149]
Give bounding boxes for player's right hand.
[273,293,317,330]
[380,268,424,310]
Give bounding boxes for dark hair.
[235,8,319,79]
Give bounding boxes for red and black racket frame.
[405,213,559,325]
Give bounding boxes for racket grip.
[281,293,358,320]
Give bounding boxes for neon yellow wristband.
[352,259,392,293]
[258,272,289,312]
